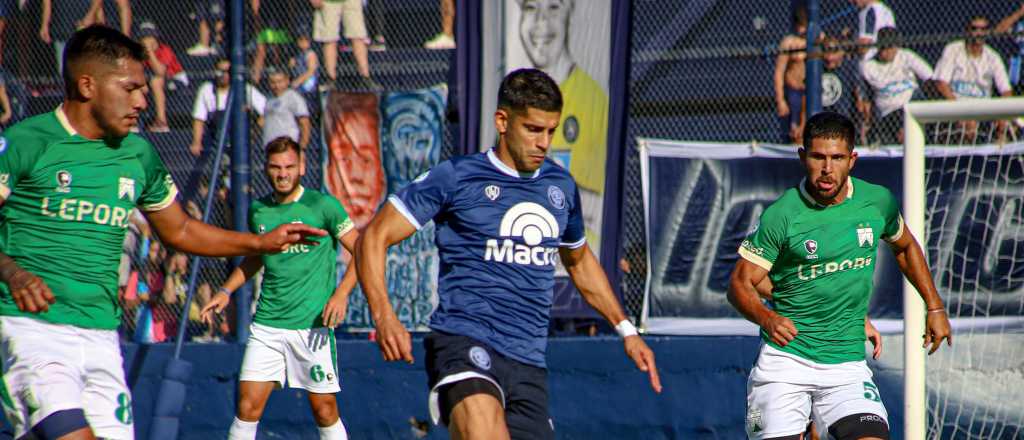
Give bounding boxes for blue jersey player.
[356,68,661,439]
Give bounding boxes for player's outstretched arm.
[887,224,951,354]
[200,255,264,326]
[144,201,326,257]
[559,244,662,393]
[728,259,798,347]
[356,203,416,363]
[0,252,55,313]
[322,229,360,328]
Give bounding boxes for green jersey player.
[728,112,952,440]
[0,26,324,440]
[200,137,358,440]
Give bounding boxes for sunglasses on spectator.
[969,25,989,31]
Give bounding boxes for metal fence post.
[229,0,252,344]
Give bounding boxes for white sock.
[228,417,259,440]
[318,419,349,440]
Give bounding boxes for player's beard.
[273,177,300,198]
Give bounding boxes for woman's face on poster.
[519,0,572,69]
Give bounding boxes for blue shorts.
[778,86,804,143]
[424,331,554,440]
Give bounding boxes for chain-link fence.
[622,0,1024,322]
[0,0,454,343]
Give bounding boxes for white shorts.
[239,323,340,393]
[745,345,888,439]
[312,0,367,42]
[0,316,133,439]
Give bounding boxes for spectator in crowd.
[424,0,455,49]
[0,70,12,129]
[96,0,132,37]
[774,7,809,144]
[851,0,895,60]
[39,0,100,72]
[250,0,306,83]
[263,67,312,149]
[935,15,1013,142]
[139,21,189,133]
[365,0,388,51]
[289,33,319,94]
[0,0,15,67]
[190,58,267,157]
[860,27,934,145]
[311,0,378,90]
[189,0,226,56]
[996,3,1024,95]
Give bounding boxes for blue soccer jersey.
[390,149,586,367]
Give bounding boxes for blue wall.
[1,337,906,439]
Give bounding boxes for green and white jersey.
[0,107,178,329]
[249,186,354,329]
[738,176,904,364]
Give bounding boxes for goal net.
[904,98,1024,440]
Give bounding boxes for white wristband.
[615,319,638,338]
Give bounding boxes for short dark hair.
[63,25,146,97]
[265,136,302,159]
[497,68,563,113]
[876,27,899,48]
[803,112,855,151]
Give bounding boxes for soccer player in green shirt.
[0,26,324,440]
[728,112,952,440]
[200,137,358,440]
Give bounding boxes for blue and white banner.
[640,140,1024,335]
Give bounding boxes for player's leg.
[79,325,137,440]
[424,332,511,439]
[0,317,98,440]
[813,374,889,440]
[746,379,814,439]
[231,323,288,440]
[285,327,345,439]
[502,363,554,440]
[306,392,347,440]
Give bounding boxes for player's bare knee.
[308,394,340,426]
[236,395,268,421]
[827,413,889,440]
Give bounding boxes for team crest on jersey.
[259,224,266,233]
[55,170,72,193]
[469,346,492,370]
[857,225,874,247]
[804,239,818,259]
[484,185,500,201]
[547,185,565,210]
[0,136,7,155]
[118,177,135,201]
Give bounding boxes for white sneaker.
[187,44,216,57]
[423,33,455,50]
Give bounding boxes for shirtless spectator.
[774,7,809,144]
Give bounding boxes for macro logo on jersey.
[118,177,135,201]
[804,239,818,260]
[856,224,874,247]
[485,185,500,201]
[55,170,72,193]
[484,202,560,266]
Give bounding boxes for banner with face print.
[322,86,447,330]
[504,0,611,256]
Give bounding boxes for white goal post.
[902,97,1024,440]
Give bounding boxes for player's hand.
[923,310,952,355]
[200,291,230,326]
[39,27,51,44]
[624,335,662,393]
[865,319,882,360]
[7,268,55,313]
[761,312,798,347]
[374,314,413,363]
[189,142,203,157]
[257,223,327,253]
[321,294,348,328]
